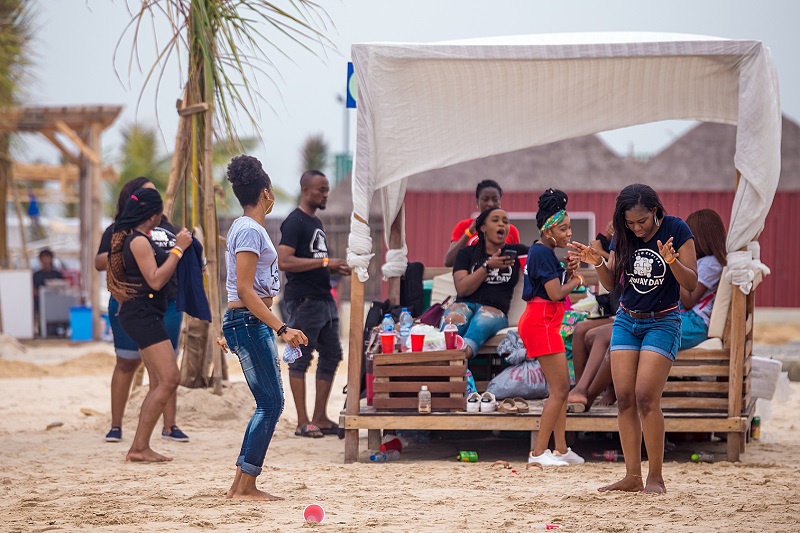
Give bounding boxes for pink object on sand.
[303,504,325,523]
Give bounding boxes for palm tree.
[301,133,329,174]
[108,124,171,217]
[0,0,33,269]
[118,1,334,391]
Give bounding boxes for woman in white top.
[220,155,307,501]
[679,209,727,349]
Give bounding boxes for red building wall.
[404,190,799,308]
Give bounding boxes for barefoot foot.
[126,448,172,462]
[644,477,667,494]
[231,488,284,501]
[567,390,589,407]
[598,475,644,492]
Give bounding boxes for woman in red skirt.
[519,189,586,467]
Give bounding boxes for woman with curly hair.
[519,189,585,467]
[106,187,192,462]
[572,183,697,494]
[221,155,308,501]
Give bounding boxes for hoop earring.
[548,235,557,247]
[654,215,660,227]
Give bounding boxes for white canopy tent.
[347,32,781,283]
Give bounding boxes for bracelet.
[322,257,329,268]
[465,228,474,238]
[276,323,288,336]
[666,257,676,265]
[170,248,183,259]
[173,245,184,254]
[481,261,489,271]
[576,274,584,287]
[595,256,607,268]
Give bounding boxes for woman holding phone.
[442,207,528,359]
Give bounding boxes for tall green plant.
[301,133,328,173]
[0,0,34,269]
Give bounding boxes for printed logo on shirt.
[473,264,513,285]
[627,248,666,294]
[309,228,329,259]
[150,227,176,250]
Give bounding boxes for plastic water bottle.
[418,385,432,414]
[690,452,716,463]
[282,344,302,364]
[592,450,624,462]
[381,314,395,333]
[369,449,400,462]
[398,308,412,352]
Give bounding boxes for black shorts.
[118,296,169,350]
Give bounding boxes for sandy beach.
[1,330,799,533]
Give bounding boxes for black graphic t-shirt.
[615,215,694,312]
[452,243,528,315]
[98,218,179,300]
[280,208,332,301]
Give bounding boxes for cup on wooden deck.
[410,333,425,352]
[380,332,395,354]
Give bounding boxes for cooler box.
[70,306,93,342]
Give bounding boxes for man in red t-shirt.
[444,179,520,266]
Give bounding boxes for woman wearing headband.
[107,187,192,462]
[519,189,585,467]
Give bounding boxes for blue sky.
[22,0,800,200]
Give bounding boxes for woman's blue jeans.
[442,302,508,355]
[223,308,284,477]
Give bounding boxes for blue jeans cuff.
[239,460,263,477]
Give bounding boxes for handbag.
[418,296,451,327]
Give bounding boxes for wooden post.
[202,100,223,395]
[726,288,746,461]
[386,206,405,306]
[164,113,188,220]
[89,122,103,338]
[344,273,366,463]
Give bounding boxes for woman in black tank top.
[107,187,192,463]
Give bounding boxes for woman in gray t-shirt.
[220,155,307,501]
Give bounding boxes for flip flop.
[566,402,586,413]
[318,423,340,435]
[513,397,530,413]
[497,398,518,413]
[295,423,324,438]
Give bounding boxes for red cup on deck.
[380,332,395,354]
[444,329,458,350]
[410,333,425,352]
[303,504,325,523]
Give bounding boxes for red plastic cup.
[303,504,325,523]
[444,329,458,350]
[410,333,425,352]
[380,436,403,453]
[380,332,395,354]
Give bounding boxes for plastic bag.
[571,290,599,315]
[486,358,549,400]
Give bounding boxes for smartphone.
[503,249,518,262]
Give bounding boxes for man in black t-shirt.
[279,170,351,439]
[33,249,65,335]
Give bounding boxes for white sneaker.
[554,447,585,465]
[480,391,497,413]
[466,392,481,413]
[528,450,569,467]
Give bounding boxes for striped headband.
[542,209,567,230]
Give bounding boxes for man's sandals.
[295,423,324,438]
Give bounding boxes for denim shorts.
[610,308,681,361]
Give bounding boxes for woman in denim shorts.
[220,155,307,501]
[572,184,697,494]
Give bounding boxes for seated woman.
[679,209,726,350]
[442,207,528,359]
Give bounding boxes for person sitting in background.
[443,207,528,359]
[679,209,726,350]
[444,179,521,267]
[32,249,64,336]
